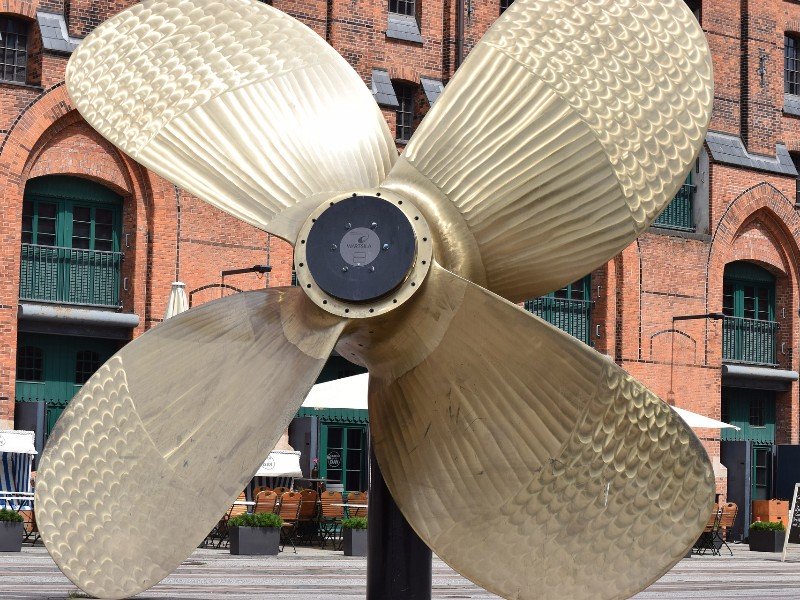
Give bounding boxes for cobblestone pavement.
[4,544,800,599]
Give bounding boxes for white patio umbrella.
[301,372,368,410]
[164,282,189,320]
[671,406,740,430]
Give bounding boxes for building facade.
[1,0,800,523]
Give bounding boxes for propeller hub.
[295,191,433,318]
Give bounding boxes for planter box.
[749,530,785,553]
[343,528,367,556]
[229,526,279,556]
[0,521,23,552]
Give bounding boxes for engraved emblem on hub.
[340,227,381,267]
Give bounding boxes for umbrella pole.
[366,445,432,600]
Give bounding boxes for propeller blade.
[359,262,714,600]
[382,0,712,301]
[66,0,397,243]
[35,288,345,599]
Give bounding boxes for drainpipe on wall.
[455,0,464,70]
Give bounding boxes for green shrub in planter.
[750,520,785,532]
[228,512,282,555]
[342,517,368,556]
[0,509,24,552]
[342,517,368,530]
[749,521,786,552]
[0,509,23,523]
[229,513,282,528]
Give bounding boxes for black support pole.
[367,445,432,600]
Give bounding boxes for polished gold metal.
[64,0,397,244]
[50,0,716,598]
[294,190,433,319]
[384,0,713,302]
[347,262,715,600]
[35,288,345,599]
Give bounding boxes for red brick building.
[1,0,800,534]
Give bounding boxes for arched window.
[16,346,43,382]
[0,17,28,84]
[75,350,101,384]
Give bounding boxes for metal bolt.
[341,266,349,272]
[330,244,337,251]
[382,244,390,251]
[371,222,378,229]
[345,222,352,229]
[370,266,375,272]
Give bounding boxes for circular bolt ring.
[294,190,433,319]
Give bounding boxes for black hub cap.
[305,196,416,302]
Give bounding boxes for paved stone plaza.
[4,544,800,599]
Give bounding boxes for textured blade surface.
[35,288,345,599]
[363,262,714,600]
[65,0,397,243]
[383,0,712,301]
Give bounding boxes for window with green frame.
[20,176,123,307]
[653,171,695,231]
[722,262,777,365]
[525,275,592,345]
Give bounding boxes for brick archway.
[706,182,800,444]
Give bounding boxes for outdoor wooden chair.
[295,489,319,545]
[254,491,278,515]
[693,504,720,555]
[253,486,272,498]
[345,491,368,518]
[19,509,39,544]
[715,502,738,556]
[216,492,248,548]
[278,491,302,553]
[318,491,345,549]
[272,486,290,498]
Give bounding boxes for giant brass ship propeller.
[36,0,715,598]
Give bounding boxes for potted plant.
[228,513,282,556]
[749,520,786,552]
[342,516,368,557]
[0,509,24,552]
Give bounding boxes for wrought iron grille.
[787,35,800,95]
[0,18,27,84]
[19,243,123,307]
[389,0,415,16]
[722,316,778,366]
[653,182,695,231]
[395,82,415,143]
[524,296,592,346]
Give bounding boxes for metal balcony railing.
[19,243,122,307]
[524,296,592,346]
[653,183,696,231]
[722,316,778,366]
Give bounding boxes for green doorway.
[722,388,776,502]
[319,422,368,492]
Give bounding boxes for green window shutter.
[653,173,695,231]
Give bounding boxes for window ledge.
[0,79,43,92]
[785,93,800,117]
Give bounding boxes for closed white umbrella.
[671,406,740,430]
[164,282,189,320]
